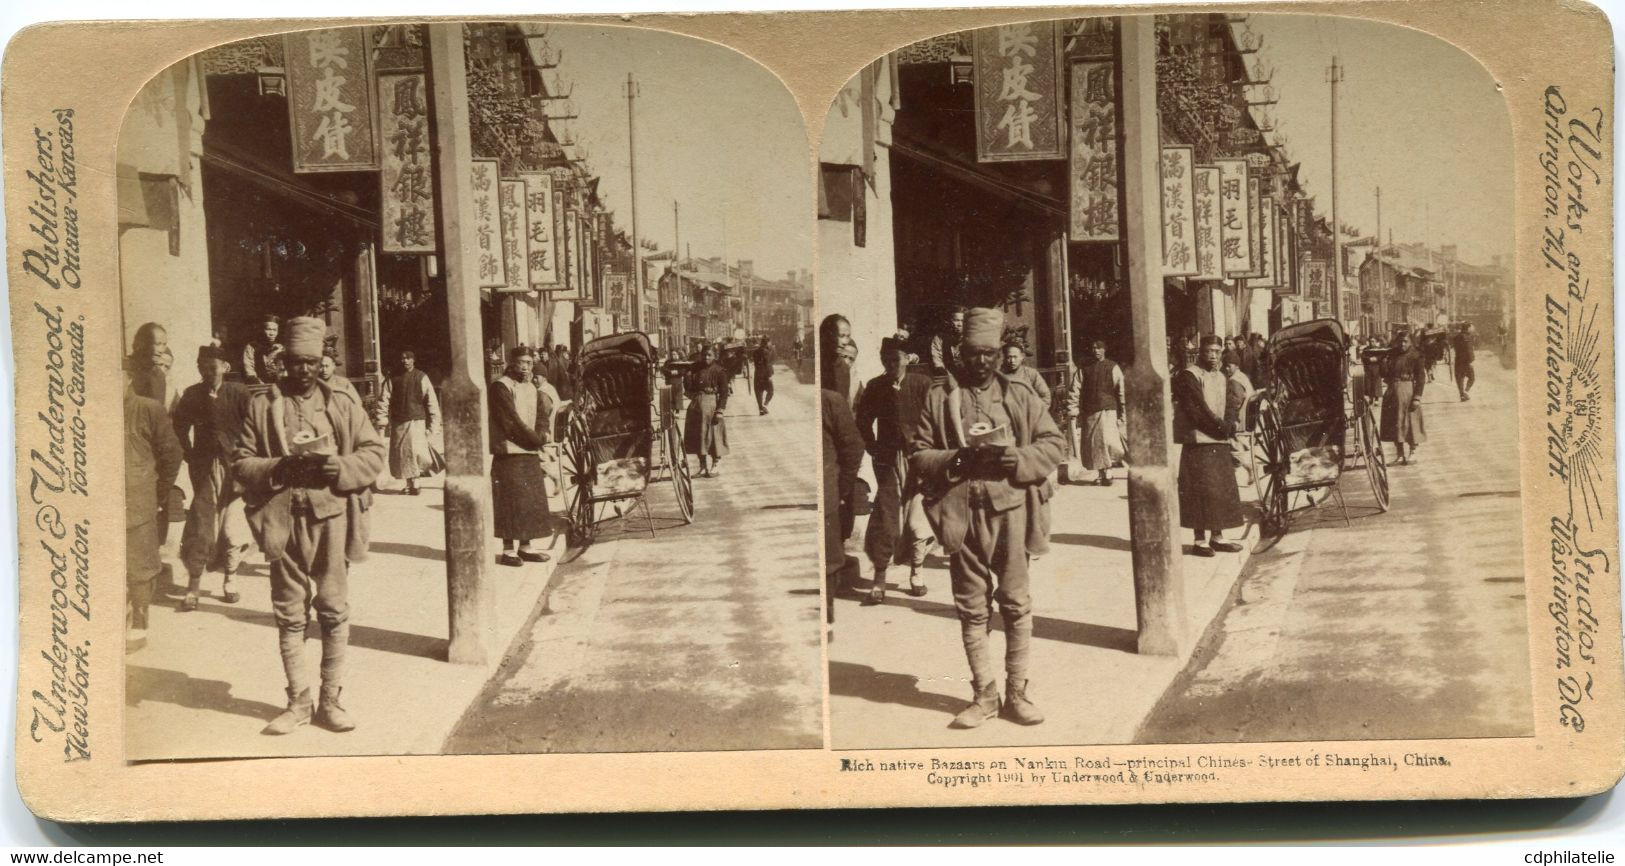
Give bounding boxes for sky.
[1246,14,1514,265]
[541,24,813,280]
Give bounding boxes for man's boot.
[262,687,314,735]
[949,680,1001,729]
[315,621,355,732]
[316,685,355,733]
[263,628,312,735]
[1002,678,1045,726]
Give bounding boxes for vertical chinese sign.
[1245,176,1265,277]
[1216,159,1252,276]
[286,28,378,173]
[555,211,583,302]
[497,180,529,294]
[1249,197,1278,291]
[470,159,505,289]
[1302,258,1328,303]
[973,21,1065,162]
[1191,166,1223,281]
[519,172,558,289]
[378,73,435,254]
[1159,146,1197,277]
[1067,60,1119,242]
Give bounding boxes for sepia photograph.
[820,13,1530,749]
[116,21,821,760]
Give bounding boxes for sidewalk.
[828,458,1257,750]
[125,471,563,761]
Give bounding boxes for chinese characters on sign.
[286,28,378,172]
[973,21,1064,162]
[497,180,529,295]
[1159,146,1196,276]
[519,172,559,289]
[1249,197,1278,291]
[1216,159,1253,276]
[1245,176,1265,277]
[1191,166,1223,281]
[1067,60,1119,242]
[378,73,435,254]
[470,159,506,289]
[554,210,583,301]
[1302,258,1328,301]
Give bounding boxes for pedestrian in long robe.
[822,387,864,634]
[1380,330,1428,464]
[489,345,553,566]
[752,336,776,415]
[377,351,441,495]
[126,386,183,652]
[909,307,1063,730]
[1452,324,1477,401]
[233,317,384,735]
[1174,336,1245,557]
[173,345,252,612]
[684,345,731,477]
[855,337,935,604]
[1069,340,1126,486]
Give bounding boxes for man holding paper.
[233,317,385,736]
[908,307,1064,730]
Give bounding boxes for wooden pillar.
[424,23,497,665]
[1117,16,1188,656]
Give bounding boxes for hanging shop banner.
[1067,60,1119,242]
[286,28,378,173]
[552,211,585,302]
[378,73,434,253]
[1243,175,1265,278]
[1216,159,1252,276]
[579,219,603,310]
[1248,197,1278,291]
[972,21,1066,163]
[1301,257,1328,302]
[1191,166,1223,281]
[496,180,529,295]
[1275,203,1295,296]
[469,159,506,289]
[1159,146,1197,277]
[518,172,559,289]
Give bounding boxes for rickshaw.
[1245,318,1390,536]
[558,332,695,552]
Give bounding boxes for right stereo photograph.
[817,13,1530,750]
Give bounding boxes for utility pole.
[1327,56,1345,328]
[624,73,644,334]
[1375,185,1386,332]
[423,23,494,665]
[1118,16,1186,657]
[674,200,682,347]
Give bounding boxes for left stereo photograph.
[116,22,821,761]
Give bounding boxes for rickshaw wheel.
[562,410,597,549]
[666,420,695,524]
[1254,399,1290,537]
[1360,403,1391,512]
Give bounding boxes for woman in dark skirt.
[1173,335,1244,556]
[1380,330,1427,465]
[684,345,732,478]
[489,345,553,566]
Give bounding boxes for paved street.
[1138,353,1532,743]
[445,368,824,754]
